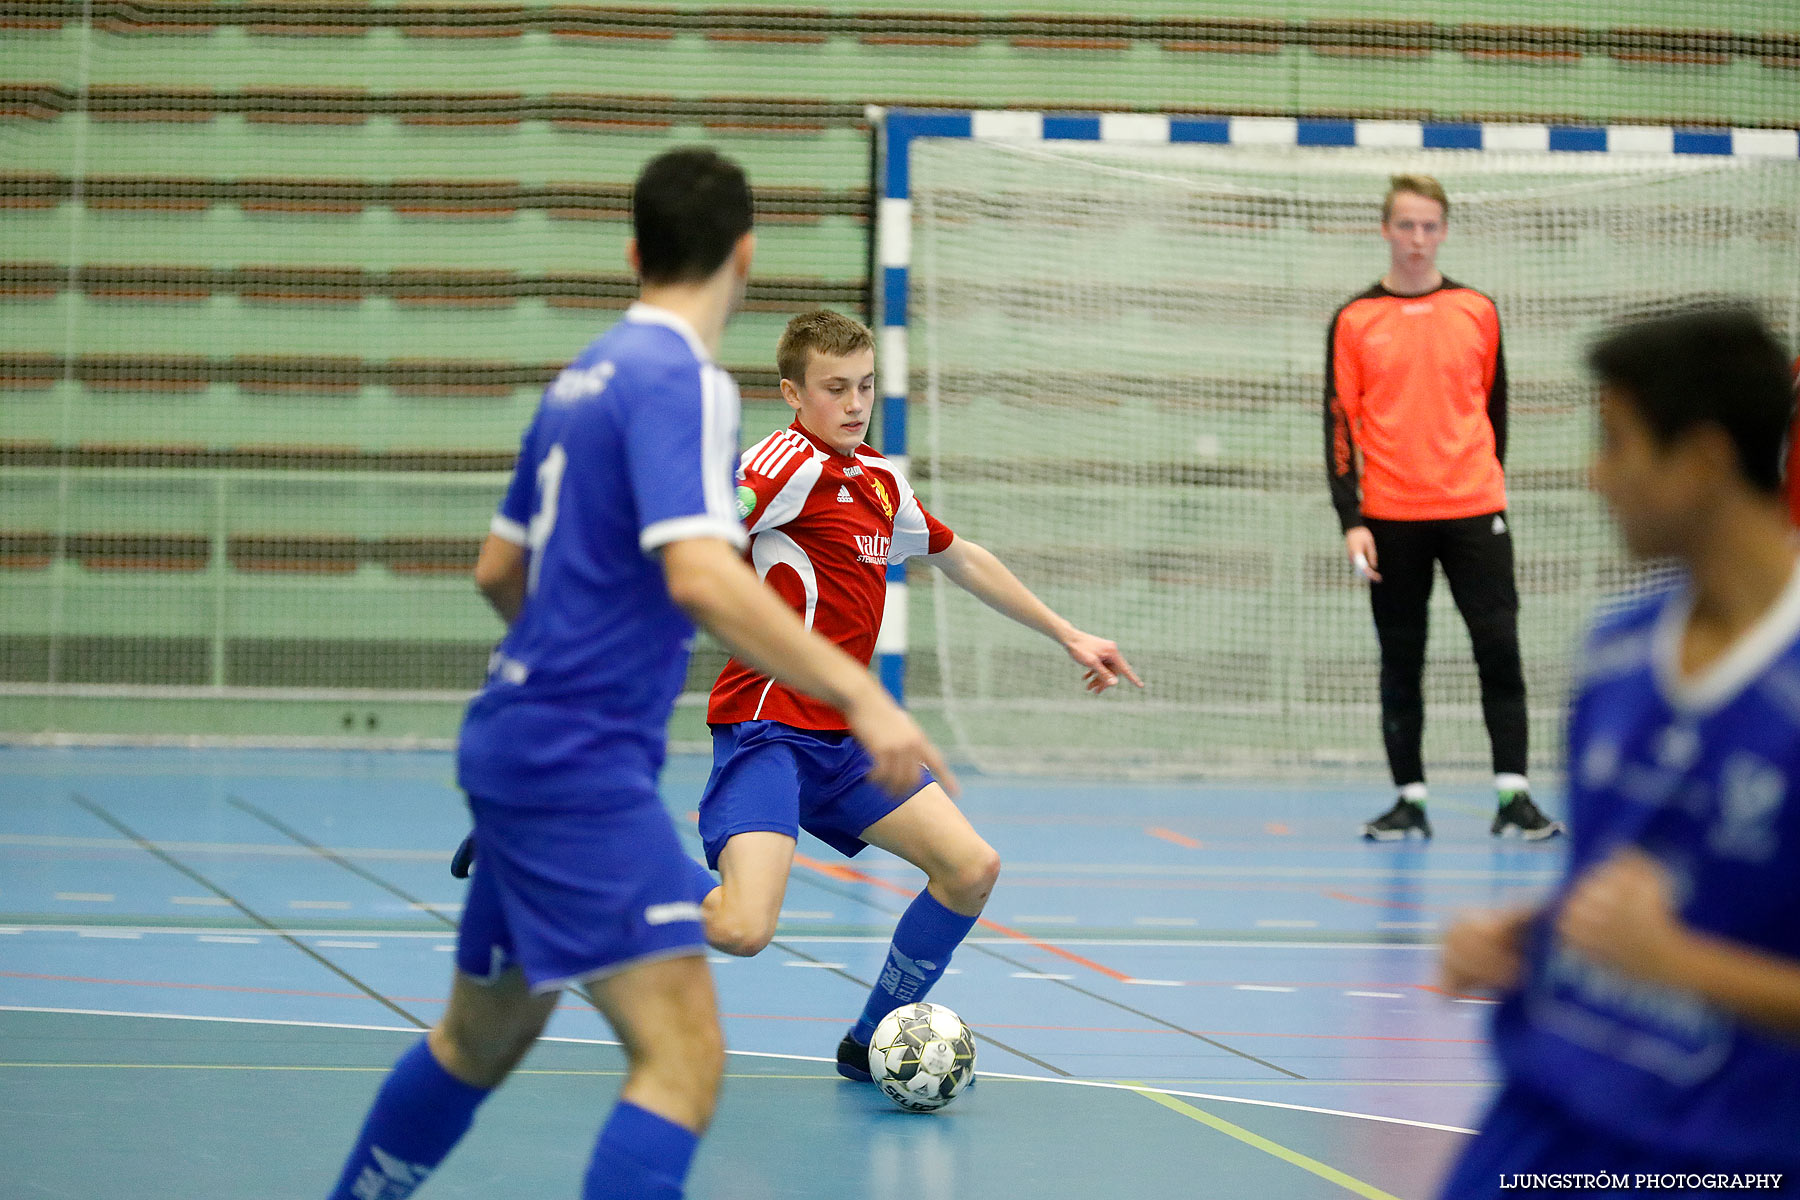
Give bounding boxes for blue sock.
[326,1039,490,1200]
[582,1100,699,1200]
[852,888,979,1044]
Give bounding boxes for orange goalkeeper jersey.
[1324,278,1508,529]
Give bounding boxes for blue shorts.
[697,721,933,869]
[455,789,707,995]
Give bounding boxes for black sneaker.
[835,1031,872,1082]
[1361,797,1432,841]
[1492,792,1564,841]
[450,833,476,879]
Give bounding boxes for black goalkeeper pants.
[1364,512,1528,787]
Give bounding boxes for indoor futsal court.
[6,5,1799,1200]
[2,745,1535,1199]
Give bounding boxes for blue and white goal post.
[864,105,1792,780]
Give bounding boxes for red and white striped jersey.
[707,421,954,731]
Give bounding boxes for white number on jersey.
[526,443,567,595]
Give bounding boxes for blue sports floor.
[0,746,1568,1199]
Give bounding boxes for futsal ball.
[868,1002,977,1112]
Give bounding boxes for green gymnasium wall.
[2,1,1796,745]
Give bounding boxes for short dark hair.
[632,148,754,285]
[1587,304,1794,494]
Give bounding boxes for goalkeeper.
[1325,174,1560,843]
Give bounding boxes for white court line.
[1132,917,1198,927]
[958,863,1558,882]
[0,1005,1479,1134]
[289,901,352,911]
[56,893,115,902]
[1453,997,1499,1005]
[0,926,1446,951]
[0,928,22,934]
[782,961,846,969]
[1233,985,1296,993]
[76,930,140,939]
[314,940,379,950]
[0,834,452,861]
[197,935,258,945]
[1378,921,1438,930]
[171,897,230,907]
[1011,972,1074,981]
[777,910,834,920]
[982,1072,1479,1135]
[1344,991,1404,999]
[1124,978,1184,987]
[1255,920,1319,929]
[434,945,455,952]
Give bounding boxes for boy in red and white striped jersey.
[700,310,1141,1080]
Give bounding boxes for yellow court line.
[1128,1084,1403,1200]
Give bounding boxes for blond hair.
[1382,174,1449,223]
[777,309,874,384]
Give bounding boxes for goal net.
[903,134,1800,778]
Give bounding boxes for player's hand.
[842,686,959,799]
[1344,526,1381,583]
[1439,907,1535,995]
[1061,631,1144,694]
[1555,848,1686,986]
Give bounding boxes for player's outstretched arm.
[473,533,527,625]
[929,537,1143,694]
[660,536,958,798]
[1556,848,1800,1039]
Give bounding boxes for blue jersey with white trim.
[457,304,746,801]
[1490,567,1800,1168]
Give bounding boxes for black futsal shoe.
[1360,797,1432,841]
[835,1031,873,1083]
[450,833,476,879]
[1492,792,1564,841]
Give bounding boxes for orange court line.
[790,851,1132,982]
[1147,826,1203,849]
[719,1010,1483,1043]
[1322,888,1447,912]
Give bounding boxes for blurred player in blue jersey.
[325,148,953,1200]
[1438,306,1800,1196]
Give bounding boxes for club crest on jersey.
[736,485,757,520]
[869,476,894,519]
[854,533,891,565]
